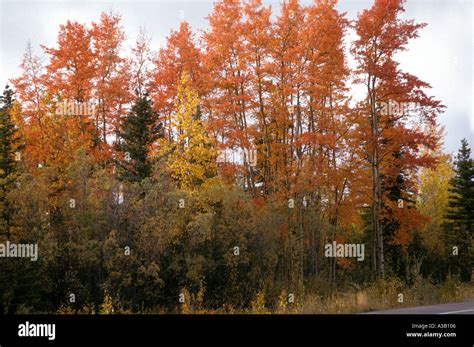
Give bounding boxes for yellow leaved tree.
[417,154,453,252]
[160,73,217,190]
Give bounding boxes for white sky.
[0,0,472,153]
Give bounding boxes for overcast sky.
[0,0,472,153]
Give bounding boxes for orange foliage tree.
[351,0,445,277]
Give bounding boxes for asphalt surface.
[366,299,474,314]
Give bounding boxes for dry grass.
[281,277,474,314]
[60,276,474,314]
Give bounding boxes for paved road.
[365,299,474,314]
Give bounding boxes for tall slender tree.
[91,12,131,142]
[203,0,254,188]
[150,22,203,139]
[444,139,474,281]
[352,0,444,277]
[159,73,217,191]
[0,85,22,237]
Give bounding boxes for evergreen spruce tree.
[115,93,162,182]
[444,138,474,281]
[0,85,22,237]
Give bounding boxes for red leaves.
[10,0,445,253]
[43,20,96,102]
[151,22,203,119]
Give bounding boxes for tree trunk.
[369,76,384,278]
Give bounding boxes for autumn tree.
[159,74,217,191]
[419,155,452,247]
[129,27,153,98]
[417,154,453,279]
[10,43,47,126]
[203,0,256,188]
[10,43,49,171]
[266,0,305,196]
[300,0,357,283]
[42,13,130,153]
[42,19,104,165]
[352,0,444,277]
[151,22,203,138]
[240,0,273,194]
[43,20,96,103]
[91,12,131,142]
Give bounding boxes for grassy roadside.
[56,276,473,314]
[267,277,474,314]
